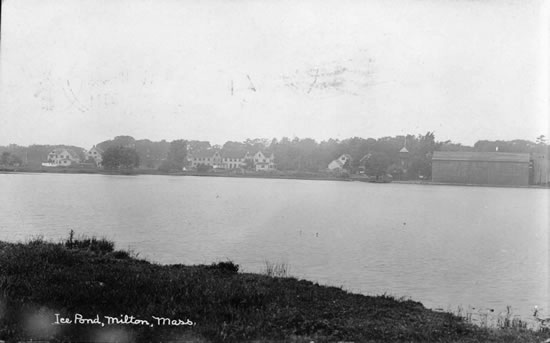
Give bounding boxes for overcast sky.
[0,0,548,148]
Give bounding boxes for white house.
[188,150,223,169]
[86,146,104,167]
[328,154,351,171]
[252,151,275,171]
[44,148,81,167]
[221,151,248,170]
[188,149,275,171]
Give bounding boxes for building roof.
[190,149,220,158]
[191,149,274,159]
[49,148,80,160]
[49,148,65,154]
[221,150,248,159]
[250,150,274,157]
[329,154,351,168]
[432,151,530,163]
[359,153,371,163]
[399,137,409,153]
[89,146,104,153]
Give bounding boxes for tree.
[536,135,547,145]
[364,152,391,178]
[223,141,247,152]
[473,139,537,153]
[342,158,351,172]
[244,159,255,170]
[196,163,211,173]
[187,141,211,155]
[157,140,187,172]
[408,157,431,179]
[1,152,22,166]
[407,132,436,179]
[167,139,187,170]
[437,140,473,152]
[102,146,140,170]
[133,139,170,169]
[387,163,405,180]
[1,152,10,165]
[244,138,269,151]
[97,136,136,152]
[157,160,174,173]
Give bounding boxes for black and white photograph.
[0,0,549,342]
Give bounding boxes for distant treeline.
[1,134,548,177]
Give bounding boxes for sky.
[0,0,548,148]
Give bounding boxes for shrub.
[111,250,131,259]
[196,163,212,173]
[205,261,239,273]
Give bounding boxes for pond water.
[1,173,548,321]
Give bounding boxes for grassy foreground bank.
[0,238,547,343]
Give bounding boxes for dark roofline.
[190,149,221,158]
[190,149,274,159]
[432,151,530,163]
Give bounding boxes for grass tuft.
[264,260,290,277]
[64,230,114,254]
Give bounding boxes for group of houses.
[41,145,277,172]
[188,149,275,172]
[42,146,104,168]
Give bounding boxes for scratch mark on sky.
[307,69,319,94]
[246,75,256,92]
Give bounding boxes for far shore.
[1,166,548,189]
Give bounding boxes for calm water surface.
[1,173,548,319]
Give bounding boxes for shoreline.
[1,237,547,342]
[1,166,549,189]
